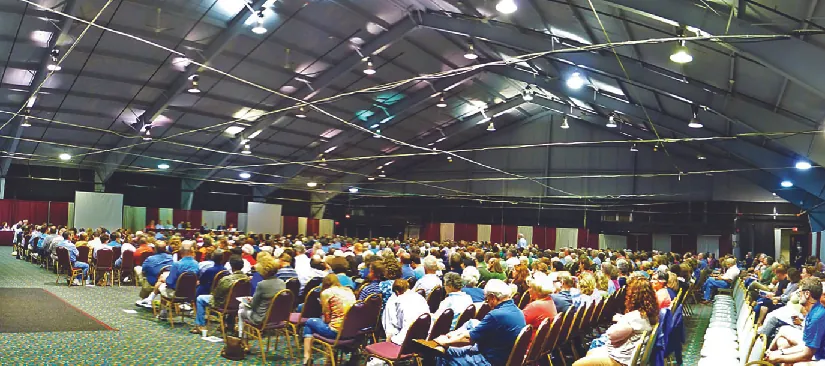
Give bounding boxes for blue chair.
[665,304,685,364]
[653,308,672,366]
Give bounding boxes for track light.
[566,72,585,90]
[187,75,200,93]
[373,130,381,138]
[47,49,61,71]
[348,187,359,193]
[522,90,533,101]
[239,172,251,179]
[795,161,812,170]
[697,154,706,160]
[606,114,618,128]
[436,96,447,108]
[21,115,31,127]
[378,173,386,178]
[307,182,318,188]
[630,144,638,152]
[251,11,267,34]
[496,0,518,14]
[464,43,478,60]
[158,163,170,170]
[447,156,453,163]
[363,59,376,75]
[142,129,152,141]
[486,122,496,131]
[296,107,307,118]
[781,180,793,188]
[59,153,71,161]
[670,41,693,64]
[653,143,660,152]
[688,106,702,128]
[368,177,375,181]
[560,116,570,129]
[241,144,251,154]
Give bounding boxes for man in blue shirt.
[157,243,200,320]
[57,232,89,286]
[135,244,173,308]
[517,233,527,249]
[400,253,415,279]
[434,279,526,366]
[766,277,825,364]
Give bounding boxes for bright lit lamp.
[670,41,693,64]
[486,122,496,131]
[348,187,359,193]
[781,180,793,188]
[158,163,170,169]
[496,0,518,14]
[560,116,570,129]
[566,72,585,89]
[796,161,812,170]
[251,11,267,34]
[239,172,251,179]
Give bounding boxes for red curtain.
[533,226,547,249]
[577,229,598,249]
[420,223,440,242]
[49,201,69,226]
[719,234,733,256]
[172,209,202,228]
[307,218,320,236]
[14,200,49,225]
[455,223,477,242]
[504,225,518,244]
[226,211,239,229]
[282,216,299,236]
[0,200,14,225]
[145,207,159,227]
[489,225,504,244]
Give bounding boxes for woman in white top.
[434,272,474,329]
[573,277,658,366]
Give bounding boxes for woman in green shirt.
[479,258,507,282]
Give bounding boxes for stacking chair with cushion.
[116,250,135,286]
[76,246,90,264]
[55,247,83,286]
[523,317,552,365]
[139,251,152,265]
[287,286,321,348]
[312,300,373,366]
[505,324,533,366]
[207,280,251,340]
[638,323,660,366]
[284,278,300,308]
[111,247,121,264]
[210,270,230,293]
[302,277,324,298]
[475,303,492,320]
[160,272,198,326]
[628,330,650,366]
[427,287,445,313]
[454,304,476,331]
[428,308,454,340]
[364,313,431,366]
[554,307,579,364]
[243,289,295,363]
[357,293,383,344]
[518,292,532,309]
[539,312,566,365]
[94,249,115,286]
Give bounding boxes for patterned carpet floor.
[0,247,304,365]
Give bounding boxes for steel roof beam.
[94,0,269,184]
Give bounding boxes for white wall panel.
[600,234,627,250]
[697,235,720,258]
[652,234,671,253]
[556,228,578,249]
[478,224,491,242]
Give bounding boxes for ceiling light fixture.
[486,122,496,132]
[630,143,638,152]
[187,75,200,93]
[241,144,251,154]
[59,153,71,161]
[363,59,376,75]
[47,48,61,71]
[560,116,570,129]
[158,163,170,170]
[307,182,318,188]
[20,115,31,127]
[348,187,359,193]
[142,129,152,141]
[464,43,478,60]
[606,114,618,128]
[688,105,703,128]
[367,177,375,181]
[566,72,585,90]
[447,156,453,163]
[239,172,251,179]
[296,107,307,118]
[697,154,706,160]
[251,10,267,34]
[796,161,812,170]
[496,0,518,14]
[780,180,793,188]
[436,96,447,108]
[670,40,693,64]
[378,173,386,178]
[522,90,533,101]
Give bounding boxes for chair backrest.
[121,250,134,269]
[194,251,203,262]
[524,317,553,363]
[140,251,152,264]
[211,270,230,292]
[428,308,454,340]
[518,292,531,309]
[335,301,370,342]
[540,312,566,357]
[56,247,71,269]
[223,280,251,312]
[76,246,90,262]
[427,286,445,313]
[262,289,295,329]
[300,286,323,319]
[454,304,476,330]
[505,324,533,366]
[475,302,492,320]
[639,323,660,366]
[111,246,121,261]
[556,307,578,346]
[175,272,198,301]
[221,251,232,263]
[398,313,432,357]
[406,277,416,288]
[416,288,426,297]
[628,330,650,366]
[285,278,301,307]
[96,249,114,269]
[302,277,324,298]
[358,293,383,333]
[746,334,767,364]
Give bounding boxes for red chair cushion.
[289,313,307,324]
[365,342,403,360]
[313,333,358,347]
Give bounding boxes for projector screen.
[74,192,124,230]
[246,202,282,234]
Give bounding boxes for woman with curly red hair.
[573,277,658,366]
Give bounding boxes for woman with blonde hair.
[302,274,355,364]
[235,252,283,339]
[576,272,598,306]
[594,271,610,299]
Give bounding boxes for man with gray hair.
[412,255,442,296]
[434,272,474,329]
[433,279,526,366]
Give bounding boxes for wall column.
[0,177,5,199]
[94,175,105,193]
[181,179,198,209]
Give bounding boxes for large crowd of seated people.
[9,219,825,365]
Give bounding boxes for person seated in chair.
[191,257,249,335]
[433,279,526,366]
[237,254,284,340]
[383,278,429,345]
[135,243,172,307]
[764,277,825,365]
[57,232,90,286]
[301,274,356,365]
[701,257,740,303]
[157,242,200,320]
